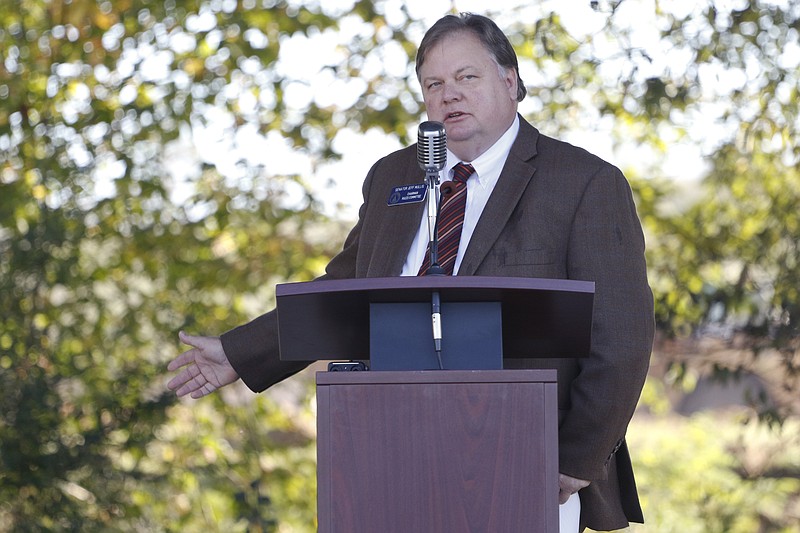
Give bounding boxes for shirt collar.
[444,115,520,188]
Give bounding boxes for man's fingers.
[559,473,590,493]
[168,332,231,398]
[167,349,196,372]
[167,363,200,392]
[190,382,216,399]
[558,473,590,506]
[175,375,205,397]
[178,330,202,348]
[167,371,188,392]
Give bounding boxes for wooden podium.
[275,276,594,533]
[317,369,559,532]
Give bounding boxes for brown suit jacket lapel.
[364,158,427,277]
[459,117,539,275]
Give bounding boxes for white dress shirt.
[401,115,521,276]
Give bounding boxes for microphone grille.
[417,121,447,171]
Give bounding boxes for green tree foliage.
[2,0,800,530]
[634,1,800,423]
[627,400,800,533]
[0,0,419,529]
[510,0,799,421]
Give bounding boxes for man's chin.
[442,125,474,143]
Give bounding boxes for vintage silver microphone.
[417,121,447,276]
[417,121,447,368]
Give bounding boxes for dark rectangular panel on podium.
[276,276,594,363]
[316,369,559,533]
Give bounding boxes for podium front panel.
[316,370,559,533]
[369,301,503,370]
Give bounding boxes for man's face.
[419,31,519,162]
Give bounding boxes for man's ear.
[503,67,518,100]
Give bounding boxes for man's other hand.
[559,473,591,504]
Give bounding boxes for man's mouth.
[446,112,466,121]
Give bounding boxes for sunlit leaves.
[514,1,800,420]
[0,0,368,529]
[3,0,800,529]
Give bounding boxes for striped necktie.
[418,162,475,276]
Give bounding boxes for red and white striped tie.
[418,162,475,276]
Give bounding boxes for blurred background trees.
[1,0,798,530]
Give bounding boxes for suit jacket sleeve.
[219,157,382,392]
[557,163,655,481]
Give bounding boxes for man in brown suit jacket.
[168,13,654,532]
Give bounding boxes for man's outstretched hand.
[167,331,240,398]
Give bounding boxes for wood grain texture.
[317,370,559,533]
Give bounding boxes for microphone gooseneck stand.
[424,167,445,369]
[418,121,447,370]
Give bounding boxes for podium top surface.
[317,368,558,386]
[276,276,594,362]
[276,275,594,299]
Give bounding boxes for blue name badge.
[387,183,427,206]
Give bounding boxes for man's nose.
[442,82,461,102]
